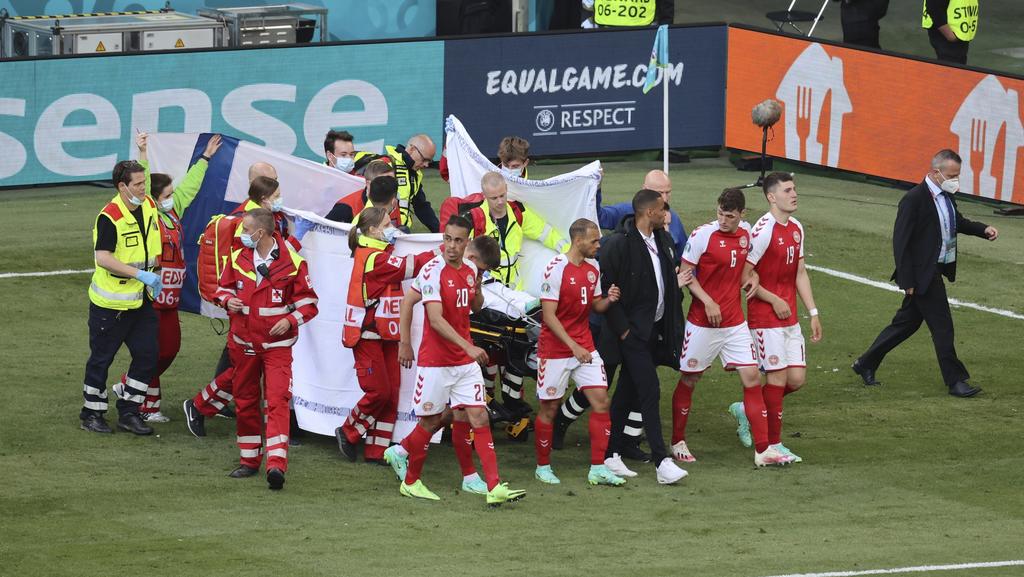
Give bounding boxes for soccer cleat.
[534,465,561,484]
[754,446,795,467]
[383,445,408,482]
[603,453,638,478]
[335,427,358,462]
[267,468,285,491]
[671,440,697,463]
[183,399,206,438]
[772,443,802,463]
[656,458,689,485]
[141,411,170,423]
[80,414,112,434]
[728,402,753,448]
[400,479,440,501]
[486,482,527,506]
[588,465,626,486]
[461,473,488,495]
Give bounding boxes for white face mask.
[500,164,523,179]
[334,156,355,173]
[158,197,174,213]
[939,173,959,194]
[126,193,144,207]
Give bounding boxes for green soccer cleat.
[729,402,753,448]
[534,465,561,485]
[399,479,440,501]
[773,443,802,463]
[383,445,408,482]
[486,482,527,506]
[461,473,488,495]
[588,464,626,486]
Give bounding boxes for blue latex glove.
[135,270,163,298]
[292,216,315,241]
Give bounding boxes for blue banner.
[442,25,727,156]
[0,40,444,186]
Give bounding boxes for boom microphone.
[751,99,782,128]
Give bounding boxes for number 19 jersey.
[747,213,804,329]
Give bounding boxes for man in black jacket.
[853,149,998,397]
[598,189,689,484]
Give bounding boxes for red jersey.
[538,254,602,359]
[747,213,804,329]
[412,255,479,367]
[681,221,752,328]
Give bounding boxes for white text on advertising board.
[485,62,683,95]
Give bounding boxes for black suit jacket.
[597,217,683,367]
[891,180,988,294]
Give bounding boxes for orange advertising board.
[726,26,1024,205]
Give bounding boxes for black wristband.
[201,154,211,161]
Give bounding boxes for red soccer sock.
[401,424,433,485]
[588,411,611,466]
[784,384,800,396]
[534,417,553,466]
[743,386,770,453]
[452,421,476,476]
[472,426,500,491]
[671,379,694,445]
[763,384,785,446]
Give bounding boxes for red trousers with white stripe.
[193,365,234,418]
[340,340,400,461]
[230,345,292,472]
[122,308,181,414]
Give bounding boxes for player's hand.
[742,272,760,301]
[704,301,722,327]
[135,131,148,152]
[466,345,489,366]
[572,345,593,364]
[203,134,222,158]
[226,297,245,313]
[810,315,823,342]
[677,268,693,287]
[772,297,792,320]
[984,226,999,240]
[269,317,292,336]
[905,288,915,296]
[606,284,621,302]
[399,342,415,369]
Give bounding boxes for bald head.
[406,134,436,170]
[481,171,508,218]
[248,162,278,183]
[643,170,672,203]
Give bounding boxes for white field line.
[0,269,92,279]
[758,559,1024,577]
[806,265,1024,321]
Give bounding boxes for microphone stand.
[740,124,771,189]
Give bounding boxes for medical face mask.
[500,164,523,179]
[382,226,401,244]
[270,198,284,212]
[939,172,960,194]
[126,192,144,206]
[241,232,258,248]
[335,156,355,173]
[158,198,174,212]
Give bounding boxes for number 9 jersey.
[537,254,603,359]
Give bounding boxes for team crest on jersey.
[793,231,801,243]
[768,355,780,365]
[271,289,283,303]
[421,402,434,412]
[687,358,699,369]
[587,271,597,283]
[739,236,748,248]
[546,386,557,396]
[466,274,475,286]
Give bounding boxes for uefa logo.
[535,109,555,132]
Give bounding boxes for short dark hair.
[245,207,276,235]
[445,214,473,235]
[762,172,793,196]
[470,235,500,270]
[324,130,354,154]
[368,175,399,206]
[631,188,662,214]
[569,218,598,241]
[150,173,173,197]
[112,160,145,188]
[718,187,746,213]
[363,159,395,182]
[248,176,279,204]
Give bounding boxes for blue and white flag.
[642,24,670,94]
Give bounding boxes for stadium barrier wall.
[726,25,1024,206]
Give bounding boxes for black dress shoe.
[335,427,358,462]
[229,465,259,478]
[487,399,515,423]
[267,468,285,490]
[948,380,981,398]
[117,413,153,435]
[183,399,206,438]
[551,413,573,451]
[80,414,113,434]
[619,440,652,462]
[851,360,881,386]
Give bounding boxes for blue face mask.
[500,165,522,179]
[126,193,144,207]
[270,198,283,212]
[382,226,401,245]
[335,156,355,173]
[158,197,174,213]
[241,232,258,249]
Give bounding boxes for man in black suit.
[853,149,999,397]
[597,189,689,484]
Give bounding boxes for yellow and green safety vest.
[922,0,978,41]
[594,0,656,27]
[89,192,162,310]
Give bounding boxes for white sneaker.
[754,446,795,467]
[671,440,696,463]
[603,453,638,478]
[141,411,170,423]
[656,458,689,484]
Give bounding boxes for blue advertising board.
[442,25,727,156]
[0,40,444,186]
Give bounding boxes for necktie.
[941,193,956,237]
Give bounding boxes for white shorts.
[536,352,607,401]
[413,363,486,416]
[679,322,758,373]
[750,325,806,372]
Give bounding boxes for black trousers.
[840,0,889,49]
[606,329,668,463]
[82,301,158,418]
[928,27,969,65]
[859,271,969,388]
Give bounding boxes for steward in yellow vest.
[922,0,977,65]
[354,134,440,233]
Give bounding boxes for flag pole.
[662,65,669,174]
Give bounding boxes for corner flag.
[642,24,669,94]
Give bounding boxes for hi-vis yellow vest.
[384,145,423,229]
[594,0,655,27]
[922,0,978,41]
[89,193,162,310]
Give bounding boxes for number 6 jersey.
[681,221,752,329]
